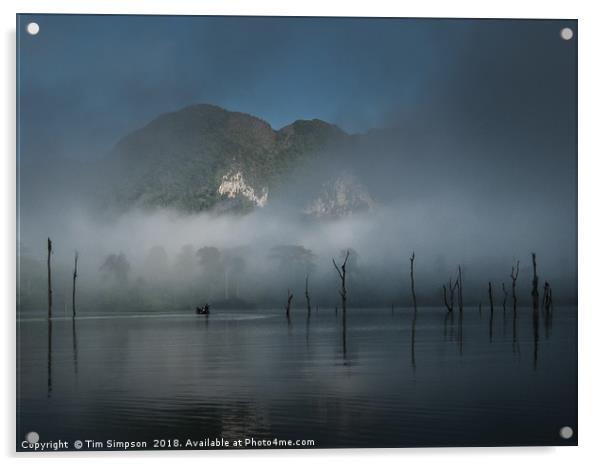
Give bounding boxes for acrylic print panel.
[16,14,577,451]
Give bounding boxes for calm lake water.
[17,306,577,450]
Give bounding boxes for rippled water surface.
[17,306,577,450]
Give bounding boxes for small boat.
[196,304,210,315]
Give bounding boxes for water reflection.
[443,312,454,340]
[457,309,464,355]
[512,310,520,354]
[72,318,78,376]
[410,309,417,371]
[305,312,311,344]
[47,320,52,398]
[532,309,539,370]
[443,312,450,338]
[544,305,552,339]
[489,304,494,343]
[442,310,463,355]
[342,310,347,359]
[45,305,557,384]
[194,313,209,330]
[23,305,574,450]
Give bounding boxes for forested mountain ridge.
[108,104,347,212]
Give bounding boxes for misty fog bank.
[18,191,576,313]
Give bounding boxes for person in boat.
[196,304,210,314]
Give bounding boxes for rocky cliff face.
[304,173,377,218]
[217,171,269,207]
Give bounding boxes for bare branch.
[332,258,343,280]
[342,250,350,268]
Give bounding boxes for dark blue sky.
[17,15,576,164]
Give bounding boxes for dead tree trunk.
[333,250,350,315]
[47,238,52,319]
[510,260,519,314]
[457,266,463,313]
[305,274,311,316]
[443,285,451,312]
[72,251,78,318]
[542,281,553,338]
[531,253,539,313]
[488,281,494,314]
[285,289,293,318]
[543,281,553,313]
[442,277,457,312]
[542,281,549,310]
[501,282,508,314]
[410,252,417,312]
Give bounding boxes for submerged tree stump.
[443,277,457,313]
[531,253,539,313]
[72,251,78,318]
[47,238,52,319]
[543,281,553,313]
[457,265,464,313]
[305,274,311,317]
[285,289,293,318]
[333,250,350,316]
[510,260,520,314]
[410,252,417,312]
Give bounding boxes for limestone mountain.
[108,104,346,212]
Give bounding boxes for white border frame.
[3,1,600,465]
